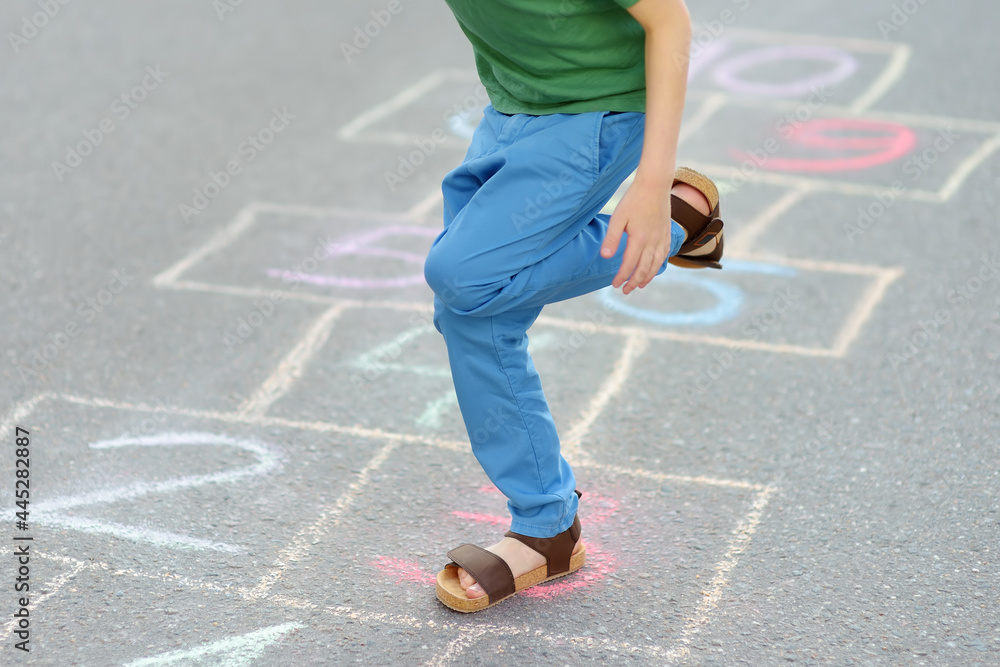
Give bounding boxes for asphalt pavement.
[1,1,998,665]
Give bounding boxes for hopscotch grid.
[687,28,910,112]
[19,23,992,664]
[10,391,776,662]
[341,31,919,150]
[0,548,678,660]
[160,267,897,360]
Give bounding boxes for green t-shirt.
[443,0,646,115]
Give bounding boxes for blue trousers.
[424,105,686,538]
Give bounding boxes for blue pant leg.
[426,110,687,318]
[426,109,679,537]
[433,299,578,537]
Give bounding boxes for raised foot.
[672,181,716,257]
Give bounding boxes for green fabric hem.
[489,95,647,116]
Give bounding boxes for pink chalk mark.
[522,543,618,599]
[372,545,617,599]
[372,556,436,586]
[732,118,918,173]
[451,511,507,526]
[374,491,625,597]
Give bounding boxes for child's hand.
[600,179,672,295]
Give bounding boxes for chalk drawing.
[123,622,302,667]
[733,117,919,173]
[266,225,438,289]
[596,260,799,327]
[688,39,732,82]
[35,432,281,553]
[712,45,859,97]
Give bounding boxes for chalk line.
[55,393,469,452]
[0,557,88,643]
[255,201,421,222]
[416,392,457,429]
[237,304,346,418]
[423,627,489,667]
[722,26,906,55]
[662,485,776,663]
[678,93,727,146]
[938,131,1000,202]
[351,323,435,370]
[0,392,53,436]
[680,161,945,201]
[850,42,912,113]
[34,432,282,553]
[36,515,243,553]
[37,432,281,512]
[245,439,400,600]
[153,203,260,288]
[338,69,470,140]
[684,90,1000,134]
[123,622,303,667]
[408,189,445,220]
[562,331,649,464]
[831,265,904,357]
[581,461,772,493]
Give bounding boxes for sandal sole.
[435,546,587,613]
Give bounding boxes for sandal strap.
[672,197,723,256]
[445,544,515,601]
[504,513,582,577]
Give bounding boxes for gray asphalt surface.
[1,1,998,665]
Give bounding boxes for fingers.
[622,246,654,294]
[612,238,640,289]
[621,242,669,294]
[601,212,626,259]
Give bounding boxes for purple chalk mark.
[712,45,858,97]
[265,224,439,290]
[265,270,428,289]
[688,39,731,82]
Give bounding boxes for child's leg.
[425,112,707,320]
[427,106,713,598]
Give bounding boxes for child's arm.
[600,0,692,295]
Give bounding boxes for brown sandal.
[668,167,725,270]
[435,501,585,613]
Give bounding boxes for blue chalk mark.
[596,260,799,327]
